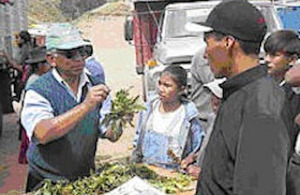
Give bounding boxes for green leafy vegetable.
[102,87,145,133]
[34,163,194,195]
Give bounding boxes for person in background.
[286,64,300,195]
[264,30,300,85]
[265,31,300,194]
[81,42,113,137]
[286,63,300,87]
[182,78,225,178]
[0,50,14,117]
[190,48,214,130]
[24,46,52,88]
[264,29,300,141]
[196,78,225,168]
[21,23,125,192]
[17,46,51,164]
[5,31,33,100]
[14,31,32,71]
[195,1,294,194]
[132,65,204,174]
[82,42,106,84]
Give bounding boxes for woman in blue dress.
[132,65,204,174]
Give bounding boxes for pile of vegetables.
[102,87,145,133]
[34,163,194,195]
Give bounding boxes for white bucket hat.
[46,23,91,51]
[203,78,226,99]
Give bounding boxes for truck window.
[163,8,211,39]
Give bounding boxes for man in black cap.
[195,0,294,194]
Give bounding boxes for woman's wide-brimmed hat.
[25,46,47,64]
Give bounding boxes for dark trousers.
[25,172,44,193]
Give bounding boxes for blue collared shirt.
[85,56,105,84]
[21,68,112,141]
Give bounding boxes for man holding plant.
[21,23,124,192]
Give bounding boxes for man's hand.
[285,65,300,86]
[83,84,110,111]
[181,153,197,170]
[104,119,123,142]
[186,165,201,179]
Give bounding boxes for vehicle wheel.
[0,103,2,137]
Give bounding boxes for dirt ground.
[0,15,142,194]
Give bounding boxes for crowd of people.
[192,1,300,194]
[0,0,299,194]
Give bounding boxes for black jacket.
[284,84,300,195]
[196,65,295,195]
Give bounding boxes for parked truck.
[0,0,28,136]
[126,0,291,101]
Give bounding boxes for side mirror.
[124,16,133,42]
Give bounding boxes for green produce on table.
[34,163,194,195]
[101,87,145,133]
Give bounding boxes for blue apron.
[141,105,183,169]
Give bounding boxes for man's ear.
[225,36,235,49]
[290,54,298,65]
[46,54,57,67]
[180,86,187,95]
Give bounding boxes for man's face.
[53,48,85,78]
[204,33,231,78]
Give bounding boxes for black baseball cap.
[198,0,267,43]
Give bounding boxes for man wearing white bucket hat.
[186,78,225,178]
[197,78,225,165]
[21,23,123,192]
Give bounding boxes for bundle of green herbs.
[34,163,194,195]
[101,87,145,133]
